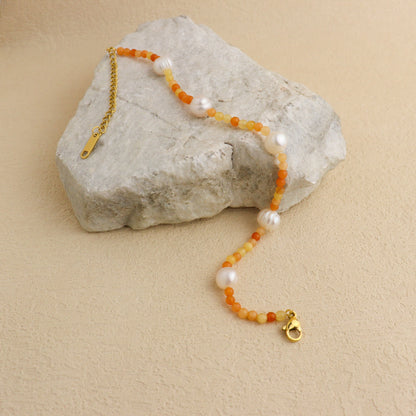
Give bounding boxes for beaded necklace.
[81,46,303,342]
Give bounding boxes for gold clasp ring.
[282,311,302,342]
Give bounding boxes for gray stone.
[56,15,346,232]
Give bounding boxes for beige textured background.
[1,1,415,415]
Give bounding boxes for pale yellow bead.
[277,153,287,162]
[223,114,232,123]
[174,88,183,96]
[168,80,177,87]
[256,313,268,324]
[165,73,174,82]
[256,227,266,236]
[163,68,172,76]
[280,161,288,170]
[243,242,253,252]
[146,51,152,59]
[214,112,224,121]
[226,255,236,265]
[249,238,257,247]
[237,247,246,257]
[238,119,247,129]
[276,310,287,322]
[260,126,271,136]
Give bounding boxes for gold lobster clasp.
[282,310,303,342]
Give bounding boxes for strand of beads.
[115,47,293,330]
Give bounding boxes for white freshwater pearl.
[153,56,173,75]
[257,208,281,230]
[264,132,287,155]
[215,267,238,289]
[189,96,212,117]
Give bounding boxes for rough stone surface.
[56,15,346,232]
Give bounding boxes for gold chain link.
[80,47,118,159]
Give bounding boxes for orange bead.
[225,296,235,305]
[278,170,288,179]
[251,232,261,241]
[184,95,193,104]
[224,287,234,296]
[276,178,286,188]
[222,261,232,268]
[134,50,141,57]
[267,312,276,322]
[254,122,263,132]
[116,47,124,55]
[247,310,258,321]
[238,308,249,319]
[233,252,242,261]
[129,49,136,56]
[150,54,159,61]
[171,84,180,92]
[232,302,241,312]
[207,108,216,117]
[178,91,187,101]
[140,50,147,58]
[270,201,279,211]
[230,117,239,127]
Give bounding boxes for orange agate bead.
[230,117,239,127]
[254,122,263,132]
[207,108,216,117]
[225,296,235,305]
[224,287,234,296]
[267,312,276,322]
[276,178,286,188]
[278,170,288,179]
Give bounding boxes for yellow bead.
[223,114,232,123]
[243,242,253,252]
[237,247,246,257]
[238,119,247,129]
[214,112,224,121]
[278,153,287,162]
[146,51,152,59]
[256,313,268,324]
[260,126,271,136]
[273,192,283,201]
[279,161,288,170]
[226,255,236,265]
[276,310,287,322]
[256,227,266,236]
[163,68,172,75]
[174,88,183,96]
[165,74,174,82]
[246,120,255,130]
[168,80,177,87]
[249,238,257,247]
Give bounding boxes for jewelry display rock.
[56,15,346,232]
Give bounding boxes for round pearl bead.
[153,56,173,75]
[216,267,238,289]
[189,96,212,117]
[257,208,281,230]
[264,132,287,155]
